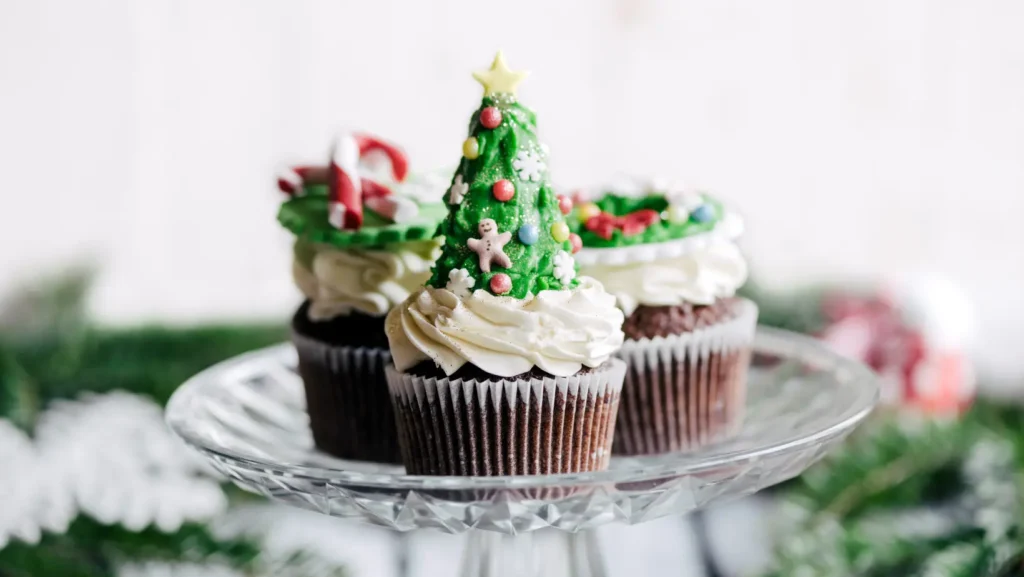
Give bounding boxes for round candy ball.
[480,106,502,129]
[492,179,515,202]
[665,203,691,225]
[517,223,539,245]
[463,137,480,160]
[569,233,582,254]
[550,222,570,243]
[490,273,512,295]
[691,204,716,223]
[557,195,573,215]
[577,202,601,222]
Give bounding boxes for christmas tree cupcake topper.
[427,51,582,299]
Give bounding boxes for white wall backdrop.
[2,0,1023,383]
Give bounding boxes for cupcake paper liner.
[613,299,758,456]
[292,330,402,463]
[386,359,626,476]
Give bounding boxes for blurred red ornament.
[490,273,512,294]
[818,283,975,417]
[480,107,502,129]
[492,179,515,202]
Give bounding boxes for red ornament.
[480,107,502,129]
[817,291,975,416]
[490,273,512,295]
[569,233,582,254]
[492,179,515,202]
[557,195,573,215]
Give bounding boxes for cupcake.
[570,178,757,455]
[385,53,627,476]
[277,131,447,463]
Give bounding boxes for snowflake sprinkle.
[446,268,476,298]
[553,251,576,286]
[448,175,469,205]
[513,150,545,182]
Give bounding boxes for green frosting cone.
[428,55,575,299]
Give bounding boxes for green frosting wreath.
[277,185,447,250]
[568,192,726,249]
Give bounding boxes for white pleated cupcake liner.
[291,330,402,463]
[385,359,626,476]
[613,299,758,455]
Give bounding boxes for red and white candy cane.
[277,131,411,230]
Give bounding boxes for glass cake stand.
[166,328,879,577]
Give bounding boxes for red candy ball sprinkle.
[490,273,512,294]
[492,179,515,202]
[480,106,502,129]
[557,195,573,215]
[569,233,582,254]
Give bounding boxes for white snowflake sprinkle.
[446,268,476,298]
[553,251,576,286]
[513,150,545,182]
[448,175,469,205]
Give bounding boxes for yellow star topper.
[472,51,529,97]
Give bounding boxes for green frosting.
[428,94,575,298]
[277,185,447,250]
[568,193,725,248]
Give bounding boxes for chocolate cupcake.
[277,131,447,463]
[571,179,757,455]
[385,53,627,476]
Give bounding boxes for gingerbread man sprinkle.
[467,218,512,273]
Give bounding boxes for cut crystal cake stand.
[166,328,879,576]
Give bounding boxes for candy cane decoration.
[277,131,412,230]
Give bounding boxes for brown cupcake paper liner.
[613,299,757,456]
[292,331,402,463]
[386,359,626,476]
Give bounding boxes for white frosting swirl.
[386,277,625,377]
[579,242,748,316]
[294,240,442,320]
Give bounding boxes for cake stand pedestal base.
[459,530,606,577]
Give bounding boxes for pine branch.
[766,408,1024,577]
[0,345,38,429]
[0,518,259,577]
[9,324,287,407]
[0,265,94,342]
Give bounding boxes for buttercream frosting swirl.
[386,277,625,377]
[294,240,442,320]
[579,241,748,316]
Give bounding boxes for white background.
[2,0,1023,385]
